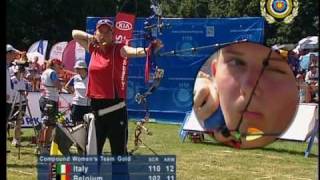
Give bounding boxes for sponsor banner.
[113,12,136,44]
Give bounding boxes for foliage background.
[6,0,319,50]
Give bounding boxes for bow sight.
[144,0,171,38]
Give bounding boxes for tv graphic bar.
[38,155,176,180]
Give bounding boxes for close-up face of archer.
[96,25,113,43]
[195,42,299,148]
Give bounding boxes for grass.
[7,121,318,180]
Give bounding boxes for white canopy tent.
[294,36,319,53]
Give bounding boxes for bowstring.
[228,49,273,143]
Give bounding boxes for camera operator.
[12,51,33,80]
[6,44,22,123]
[38,59,63,154]
[9,65,30,146]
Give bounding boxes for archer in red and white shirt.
[72,18,163,155]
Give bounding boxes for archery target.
[266,0,293,19]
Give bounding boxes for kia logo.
[116,21,132,31]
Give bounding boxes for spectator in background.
[309,53,319,67]
[305,64,319,102]
[64,60,91,154]
[64,60,91,126]
[59,66,76,93]
[299,49,311,73]
[305,64,319,85]
[40,60,47,73]
[9,65,29,146]
[30,56,41,91]
[288,50,300,76]
[6,44,22,143]
[7,45,20,104]
[296,74,311,103]
[14,51,32,80]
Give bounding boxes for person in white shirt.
[64,60,91,154]
[64,60,91,125]
[305,64,319,101]
[6,44,22,122]
[305,64,319,85]
[9,65,29,146]
[38,59,62,153]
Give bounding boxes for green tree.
[6,0,319,50]
[161,0,319,45]
[6,0,118,50]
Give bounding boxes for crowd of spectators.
[287,48,319,103]
[7,44,78,149]
[8,42,319,104]
[8,53,75,93]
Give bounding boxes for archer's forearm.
[122,46,149,58]
[72,30,94,51]
[72,30,92,40]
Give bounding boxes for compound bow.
[129,0,166,155]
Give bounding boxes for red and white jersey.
[40,68,59,102]
[87,43,128,99]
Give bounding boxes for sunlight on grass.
[6,122,318,180]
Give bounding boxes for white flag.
[27,40,48,60]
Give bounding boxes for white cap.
[74,60,87,69]
[6,44,19,53]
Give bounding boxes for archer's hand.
[151,39,164,53]
[90,34,101,45]
[212,129,240,148]
[193,73,219,122]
